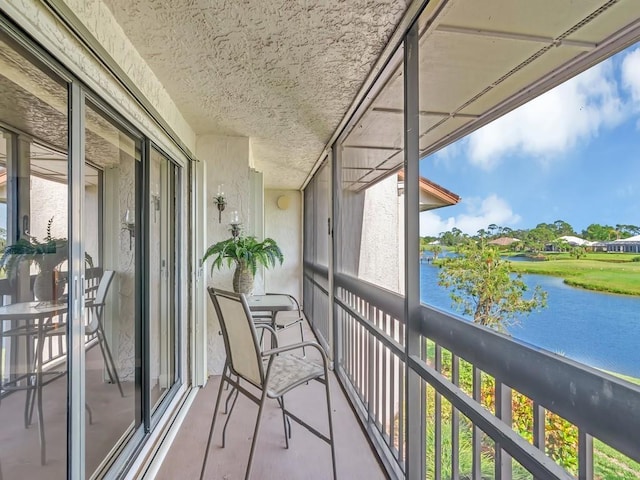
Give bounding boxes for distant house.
[545,235,593,252]
[591,242,609,252]
[488,237,520,247]
[557,235,592,246]
[606,235,640,253]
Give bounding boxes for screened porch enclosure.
[302,2,640,479]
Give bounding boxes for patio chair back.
[95,270,115,305]
[208,288,264,388]
[87,270,115,333]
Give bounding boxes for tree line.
[421,220,640,253]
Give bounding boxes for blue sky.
[419,44,640,237]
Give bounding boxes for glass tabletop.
[246,294,296,312]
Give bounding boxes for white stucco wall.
[30,177,68,241]
[357,176,402,294]
[197,134,253,375]
[264,189,302,301]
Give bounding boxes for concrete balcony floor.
[157,317,386,480]
[0,345,135,479]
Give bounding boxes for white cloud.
[621,47,640,107]
[467,60,626,169]
[420,194,521,236]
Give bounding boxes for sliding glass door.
[84,100,143,478]
[0,29,70,479]
[149,147,178,413]
[0,18,184,479]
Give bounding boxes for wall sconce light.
[215,184,226,223]
[229,210,242,239]
[123,209,135,249]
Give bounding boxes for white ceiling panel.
[343,110,404,150]
[419,116,473,152]
[418,30,544,114]
[458,45,586,116]
[438,0,605,39]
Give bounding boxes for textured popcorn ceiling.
[100,0,410,188]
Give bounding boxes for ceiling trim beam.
[372,107,479,119]
[436,24,597,50]
[343,144,402,151]
[342,166,393,171]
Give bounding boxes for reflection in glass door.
[149,147,177,412]
[0,31,69,479]
[84,101,142,478]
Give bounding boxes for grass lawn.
[507,258,640,296]
[594,439,640,480]
[541,252,638,263]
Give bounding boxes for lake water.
[420,261,640,378]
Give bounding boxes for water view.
[420,261,640,378]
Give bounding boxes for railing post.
[332,145,341,369]
[578,431,594,480]
[434,345,442,480]
[403,20,422,480]
[451,355,460,480]
[495,382,513,480]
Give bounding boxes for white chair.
[200,288,336,480]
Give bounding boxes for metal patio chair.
[85,270,123,397]
[200,287,337,480]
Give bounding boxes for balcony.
[156,315,385,480]
[155,268,640,479]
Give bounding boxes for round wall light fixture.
[276,195,291,210]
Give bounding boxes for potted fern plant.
[202,236,283,294]
[0,218,92,302]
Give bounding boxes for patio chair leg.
[37,333,46,466]
[276,397,290,449]
[245,387,269,480]
[98,326,125,397]
[27,344,39,426]
[298,322,306,357]
[223,372,237,414]
[324,375,337,480]
[38,383,46,465]
[26,383,36,427]
[200,374,227,480]
[24,335,35,428]
[221,388,239,448]
[223,386,234,414]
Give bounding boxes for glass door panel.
[84,101,141,478]
[0,31,69,479]
[149,147,176,412]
